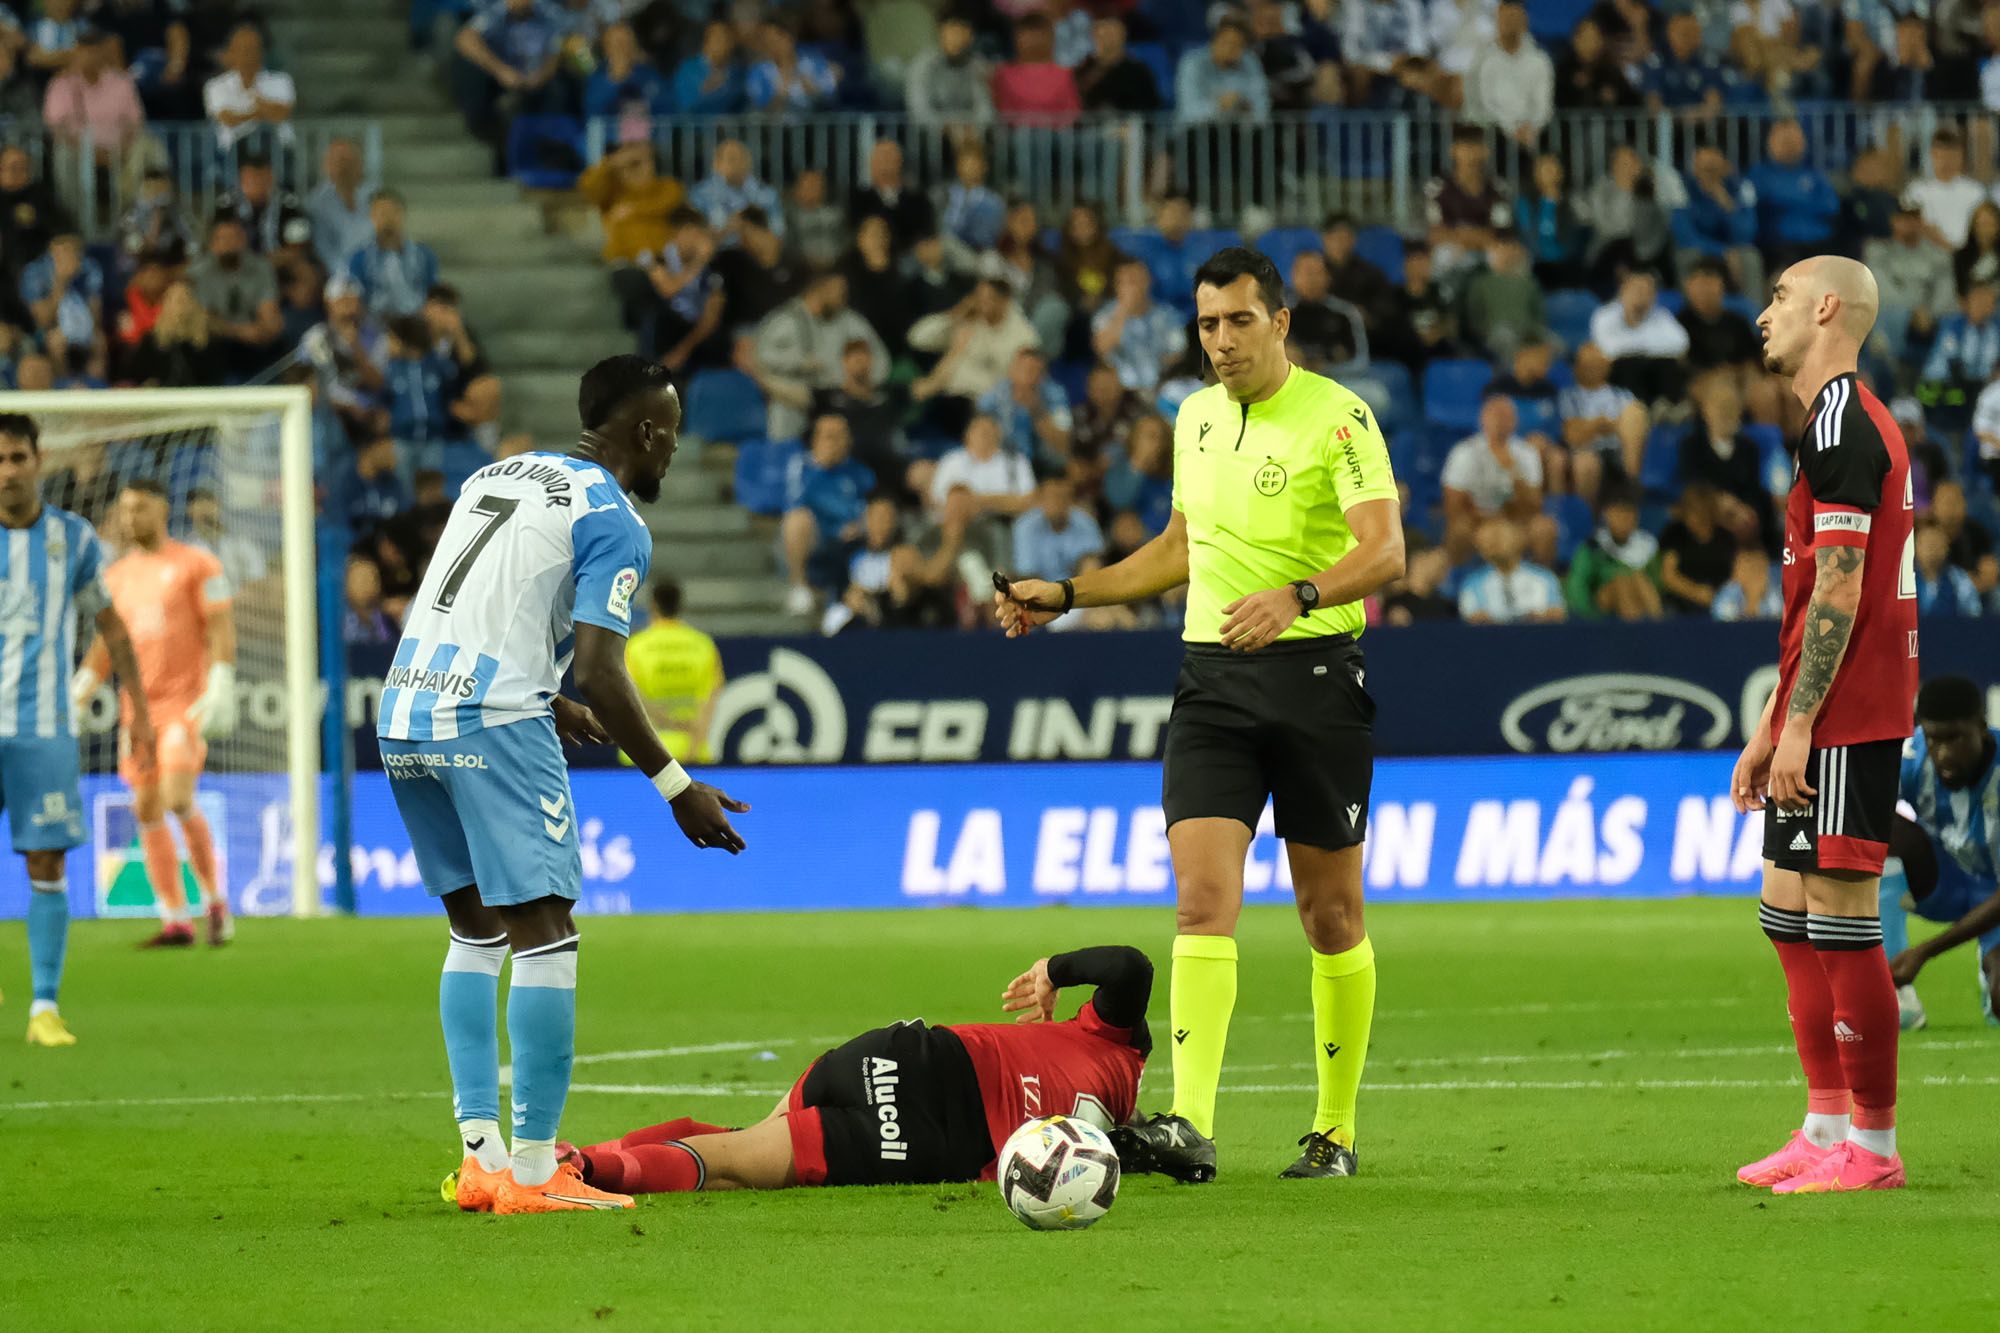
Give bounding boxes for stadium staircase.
[267,0,797,635]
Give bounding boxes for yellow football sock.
[1310,937,1376,1147]
[1168,934,1238,1138]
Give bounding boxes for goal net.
[2,388,320,920]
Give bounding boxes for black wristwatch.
[1290,580,1320,614]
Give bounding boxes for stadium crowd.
[10,0,2000,644]
[0,2,542,644]
[488,0,2000,634]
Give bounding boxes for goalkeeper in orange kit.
[74,479,238,946]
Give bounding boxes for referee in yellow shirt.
[623,579,724,764]
[996,248,1403,1182]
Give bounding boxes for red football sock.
[619,1117,729,1147]
[601,1142,704,1194]
[1760,904,1848,1115]
[1810,916,1898,1131]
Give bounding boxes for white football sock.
[1849,1125,1896,1158]
[512,1139,558,1187]
[457,1117,508,1173]
[1801,1113,1849,1149]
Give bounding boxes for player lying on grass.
[450,946,1152,1203]
[1881,676,2000,1029]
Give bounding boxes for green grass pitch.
[3,900,1996,1330]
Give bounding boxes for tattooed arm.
[1768,544,1866,809]
[1787,545,1866,721]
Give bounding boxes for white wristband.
[651,760,692,802]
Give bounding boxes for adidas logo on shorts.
[1790,831,1812,852]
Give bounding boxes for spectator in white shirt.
[1459,515,1566,623]
[1904,126,1999,252]
[914,412,1037,580]
[1462,2,1553,148]
[1556,342,1649,499]
[1973,372,2000,489]
[1589,269,1690,407]
[1441,393,1544,562]
[203,23,294,154]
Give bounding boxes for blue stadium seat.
[1185,227,1242,260]
[1546,288,1599,351]
[1049,357,1093,406]
[505,115,584,190]
[1743,423,1788,494]
[1640,424,1686,499]
[1126,42,1176,106]
[1110,226,1162,257]
[1368,360,1415,433]
[1546,359,1576,391]
[1549,492,1595,566]
[1723,294,1756,320]
[1387,427,1422,478]
[732,438,803,517]
[440,440,489,496]
[1354,226,1404,284]
[1255,226,1321,277]
[683,369,767,444]
[1421,358,1493,432]
[1137,0,1207,55]
[1528,0,1595,41]
[1655,289,1685,315]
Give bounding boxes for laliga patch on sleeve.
[608,567,638,623]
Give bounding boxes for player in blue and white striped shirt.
[378,358,749,1214]
[0,414,155,1047]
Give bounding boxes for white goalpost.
[1,387,321,919]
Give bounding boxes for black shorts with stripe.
[1161,635,1375,849]
[1762,738,1901,876]
[783,1020,992,1187]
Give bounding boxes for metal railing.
[0,119,384,243]
[592,102,1997,232]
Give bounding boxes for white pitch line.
[1240,996,1755,1024]
[1219,1074,2000,1095]
[8,1072,2000,1115]
[569,1083,788,1098]
[1225,1036,2000,1074]
[0,1091,410,1112]
[573,1039,805,1068]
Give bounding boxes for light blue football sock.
[1878,858,1909,961]
[506,936,578,1187]
[441,932,509,1171]
[27,879,69,1007]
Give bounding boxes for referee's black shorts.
[1161,635,1375,850]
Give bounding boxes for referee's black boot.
[1279,1130,1358,1179]
[1110,1113,1217,1184]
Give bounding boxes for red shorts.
[119,704,206,787]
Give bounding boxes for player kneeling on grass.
[540,947,1150,1196]
[1881,676,2000,1030]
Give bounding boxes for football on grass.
[998,1115,1121,1231]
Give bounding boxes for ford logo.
[1500,674,1734,754]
